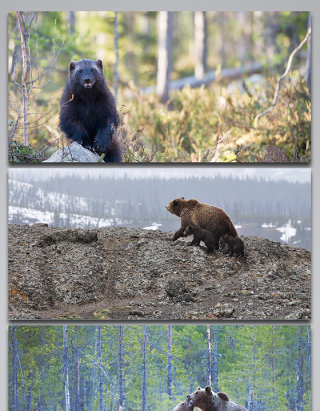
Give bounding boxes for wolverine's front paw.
[81,142,92,150]
[94,131,111,152]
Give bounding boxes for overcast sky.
[9,167,310,184]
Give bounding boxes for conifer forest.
[9,325,311,410]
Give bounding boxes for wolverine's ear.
[69,61,75,71]
[205,386,212,394]
[217,392,229,402]
[96,59,103,69]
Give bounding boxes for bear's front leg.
[172,226,187,241]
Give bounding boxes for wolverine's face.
[166,197,185,216]
[69,59,103,89]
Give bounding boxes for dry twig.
[254,27,311,128]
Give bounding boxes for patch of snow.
[261,223,277,228]
[276,219,297,243]
[143,222,162,230]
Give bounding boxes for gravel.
[8,225,311,320]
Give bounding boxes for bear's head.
[69,59,104,90]
[187,386,230,410]
[166,197,186,216]
[172,399,194,411]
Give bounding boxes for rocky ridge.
[8,224,311,320]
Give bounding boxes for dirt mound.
[8,225,311,320]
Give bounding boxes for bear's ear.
[96,59,103,69]
[197,386,201,391]
[181,197,185,199]
[205,386,212,394]
[69,61,76,71]
[217,392,229,402]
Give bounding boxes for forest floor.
[8,225,311,321]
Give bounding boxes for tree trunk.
[156,11,174,102]
[212,326,218,392]
[218,12,226,67]
[142,326,148,411]
[39,329,45,411]
[16,11,29,145]
[271,326,276,410]
[189,338,193,393]
[305,13,311,94]
[98,326,104,411]
[114,11,119,102]
[11,326,18,411]
[74,326,80,411]
[118,326,124,408]
[167,325,173,399]
[27,372,34,411]
[237,12,254,63]
[63,326,71,411]
[69,12,75,35]
[194,11,207,79]
[206,325,212,387]
[297,327,305,411]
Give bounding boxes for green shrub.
[124,71,311,162]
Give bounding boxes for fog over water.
[8,168,311,250]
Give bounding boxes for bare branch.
[254,26,311,128]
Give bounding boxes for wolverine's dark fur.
[59,59,121,162]
[184,225,219,253]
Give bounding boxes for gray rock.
[44,142,101,163]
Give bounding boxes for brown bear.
[59,58,121,162]
[166,198,237,242]
[220,234,245,257]
[172,399,194,411]
[187,386,247,411]
[184,225,219,253]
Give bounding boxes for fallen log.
[142,62,262,94]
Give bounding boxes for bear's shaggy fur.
[184,225,219,253]
[187,386,247,411]
[220,234,245,257]
[59,59,121,162]
[166,198,237,242]
[172,399,194,411]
